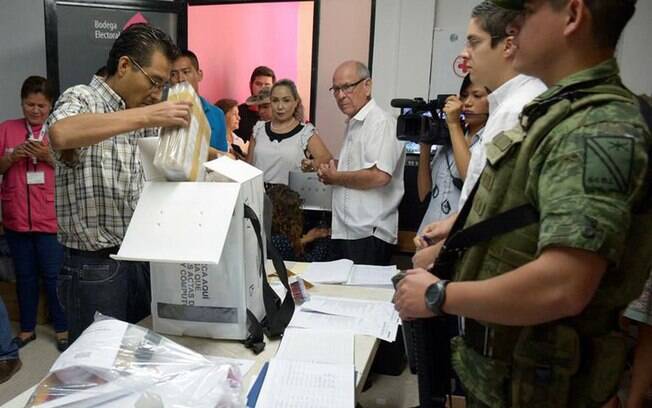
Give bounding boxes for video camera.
[392,95,456,145]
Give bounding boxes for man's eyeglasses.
[127,56,168,91]
[329,77,368,96]
[465,35,504,50]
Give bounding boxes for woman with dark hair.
[0,76,68,351]
[247,79,332,185]
[266,184,330,262]
[416,74,489,233]
[215,98,248,158]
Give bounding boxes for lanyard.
[25,119,47,142]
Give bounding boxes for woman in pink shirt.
[0,76,68,351]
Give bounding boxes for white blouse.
[252,121,315,184]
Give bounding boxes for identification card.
[26,171,45,185]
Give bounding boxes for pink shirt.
[0,118,57,233]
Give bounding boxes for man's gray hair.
[354,61,371,80]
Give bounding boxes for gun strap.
[440,180,539,256]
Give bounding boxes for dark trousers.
[0,297,18,360]
[57,247,151,342]
[330,236,394,266]
[4,229,67,333]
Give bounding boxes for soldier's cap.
[489,0,525,10]
[245,88,271,106]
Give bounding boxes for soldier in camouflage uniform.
[394,0,651,407]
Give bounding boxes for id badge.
[26,171,45,185]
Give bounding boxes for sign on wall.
[45,1,184,94]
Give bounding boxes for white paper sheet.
[276,328,354,366]
[206,355,255,377]
[345,264,397,287]
[255,359,354,408]
[301,259,354,284]
[289,308,398,343]
[51,319,128,372]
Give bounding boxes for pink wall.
[188,2,313,118]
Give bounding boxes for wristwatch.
[425,280,450,316]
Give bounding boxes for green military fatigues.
[451,59,651,407]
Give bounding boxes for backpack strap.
[243,204,294,354]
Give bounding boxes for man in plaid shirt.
[47,24,191,341]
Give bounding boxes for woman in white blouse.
[247,79,331,184]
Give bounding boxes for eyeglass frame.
[329,77,369,96]
[464,35,507,50]
[127,56,167,91]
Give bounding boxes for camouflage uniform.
[451,59,651,407]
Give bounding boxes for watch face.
[426,283,443,312]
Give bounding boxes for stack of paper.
[288,296,400,342]
[302,259,398,287]
[252,328,355,408]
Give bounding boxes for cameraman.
[417,75,489,234]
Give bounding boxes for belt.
[66,246,120,259]
[462,319,518,361]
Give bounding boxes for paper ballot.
[288,296,400,342]
[302,259,353,284]
[255,328,355,408]
[302,260,398,287]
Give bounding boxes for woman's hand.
[443,95,464,127]
[23,140,51,162]
[301,227,331,245]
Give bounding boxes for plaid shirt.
[47,76,157,250]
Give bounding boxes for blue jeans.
[57,248,151,342]
[4,230,67,333]
[0,297,18,361]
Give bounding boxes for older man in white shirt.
[318,60,405,266]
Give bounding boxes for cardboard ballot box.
[114,156,266,340]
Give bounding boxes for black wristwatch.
[425,280,450,316]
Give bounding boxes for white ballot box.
[114,156,266,340]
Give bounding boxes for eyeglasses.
[127,56,167,91]
[465,35,504,50]
[329,77,368,96]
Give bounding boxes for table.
[3,262,394,407]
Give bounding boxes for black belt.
[66,246,120,259]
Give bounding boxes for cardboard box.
[114,157,266,340]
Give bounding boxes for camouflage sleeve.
[528,120,649,264]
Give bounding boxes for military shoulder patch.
[583,136,634,194]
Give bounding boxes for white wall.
[372,0,652,115]
[0,0,47,120]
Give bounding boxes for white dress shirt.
[331,99,406,244]
[458,74,547,206]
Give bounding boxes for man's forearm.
[332,167,390,190]
[443,247,606,326]
[49,109,149,150]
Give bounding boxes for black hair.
[249,66,276,85]
[21,76,55,103]
[548,0,636,49]
[471,1,521,48]
[177,49,200,70]
[105,23,179,76]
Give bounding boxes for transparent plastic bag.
[26,313,243,407]
[154,82,210,181]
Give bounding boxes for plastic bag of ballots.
[154,82,210,181]
[25,313,243,408]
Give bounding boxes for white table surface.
[3,261,395,407]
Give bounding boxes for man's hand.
[23,140,51,162]
[394,268,439,320]
[412,245,441,269]
[143,100,193,128]
[317,160,339,185]
[418,213,458,249]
